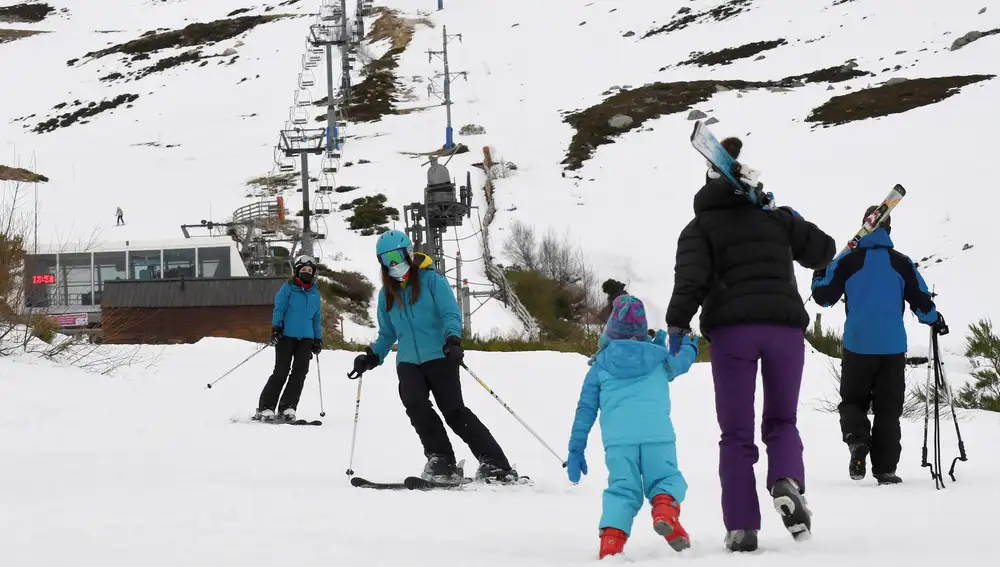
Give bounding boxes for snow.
[1,338,998,565]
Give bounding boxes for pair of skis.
[231,416,323,426]
[350,475,532,491]
[691,119,906,258]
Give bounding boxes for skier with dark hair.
[665,139,836,551]
[598,279,628,322]
[811,207,948,486]
[350,230,518,484]
[256,255,323,422]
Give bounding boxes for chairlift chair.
[295,89,314,108]
[320,4,337,21]
[278,157,296,173]
[299,70,316,88]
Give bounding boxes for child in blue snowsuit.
[567,295,699,559]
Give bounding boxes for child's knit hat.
[603,295,649,342]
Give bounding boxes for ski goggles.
[378,248,407,268]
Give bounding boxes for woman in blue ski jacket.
[351,230,517,484]
[256,255,323,422]
[567,295,699,559]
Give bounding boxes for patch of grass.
[0,3,53,24]
[643,0,754,39]
[342,46,404,122]
[341,194,400,232]
[0,165,48,182]
[679,38,786,67]
[247,172,296,190]
[806,75,995,127]
[805,326,843,358]
[134,49,203,79]
[77,15,286,62]
[779,63,873,85]
[0,28,45,44]
[32,94,139,134]
[29,314,59,344]
[505,269,591,342]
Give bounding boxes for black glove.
[443,336,464,365]
[350,347,379,379]
[270,325,283,346]
[932,313,949,336]
[311,339,323,355]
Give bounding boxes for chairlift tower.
[426,25,467,150]
[402,155,473,276]
[278,128,327,257]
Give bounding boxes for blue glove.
[667,326,687,356]
[780,205,802,218]
[567,450,588,483]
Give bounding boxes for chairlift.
[320,4,337,21]
[295,89,314,108]
[290,106,309,126]
[299,70,316,88]
[312,233,327,241]
[278,157,296,173]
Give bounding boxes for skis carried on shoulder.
[836,184,906,256]
[690,120,775,210]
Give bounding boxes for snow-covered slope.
[1,340,997,565]
[2,0,998,349]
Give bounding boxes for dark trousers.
[839,350,906,474]
[397,357,510,469]
[258,337,313,412]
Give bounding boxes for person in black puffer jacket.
[665,139,836,551]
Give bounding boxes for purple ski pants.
[709,323,806,531]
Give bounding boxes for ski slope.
[2,0,998,348]
[0,339,996,565]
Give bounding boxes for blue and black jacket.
[811,228,937,355]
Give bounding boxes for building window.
[164,248,196,278]
[24,254,58,307]
[59,253,93,306]
[198,247,231,278]
[93,251,128,305]
[130,250,162,280]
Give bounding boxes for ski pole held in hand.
[346,376,363,476]
[315,352,326,418]
[206,344,267,389]
[460,362,567,468]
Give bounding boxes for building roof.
[34,236,238,255]
[101,277,288,308]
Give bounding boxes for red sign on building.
[49,313,89,327]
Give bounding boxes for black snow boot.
[849,442,869,480]
[875,472,902,485]
[724,529,758,552]
[474,460,519,484]
[421,454,462,483]
[770,478,812,541]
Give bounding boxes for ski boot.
[474,460,519,484]
[421,454,463,484]
[848,441,869,480]
[598,527,627,559]
[254,409,275,422]
[651,494,690,551]
[724,529,758,552]
[771,478,812,541]
[875,472,902,485]
[276,408,296,422]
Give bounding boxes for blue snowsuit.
[569,336,699,535]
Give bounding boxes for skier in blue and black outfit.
[350,230,518,484]
[812,208,948,485]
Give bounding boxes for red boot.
[651,494,691,551]
[599,527,627,559]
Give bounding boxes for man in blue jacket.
[812,209,948,485]
[257,255,323,422]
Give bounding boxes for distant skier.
[811,208,948,485]
[665,139,837,552]
[115,207,124,226]
[256,255,323,422]
[567,295,698,559]
[348,230,518,484]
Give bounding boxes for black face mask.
[298,272,314,284]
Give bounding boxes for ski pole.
[206,344,267,389]
[316,352,326,418]
[931,330,969,481]
[920,329,933,475]
[345,376,363,476]
[931,331,945,489]
[460,362,567,468]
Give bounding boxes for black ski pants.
[397,357,510,469]
[258,337,313,412]
[838,350,907,474]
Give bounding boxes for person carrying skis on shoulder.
[256,255,323,422]
[811,208,947,486]
[567,295,699,559]
[665,136,837,552]
[349,230,518,484]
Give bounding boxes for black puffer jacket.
[666,177,836,338]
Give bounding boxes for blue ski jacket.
[272,281,322,340]
[370,253,463,366]
[811,228,937,355]
[569,336,699,453]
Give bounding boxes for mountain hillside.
[2,0,998,353]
